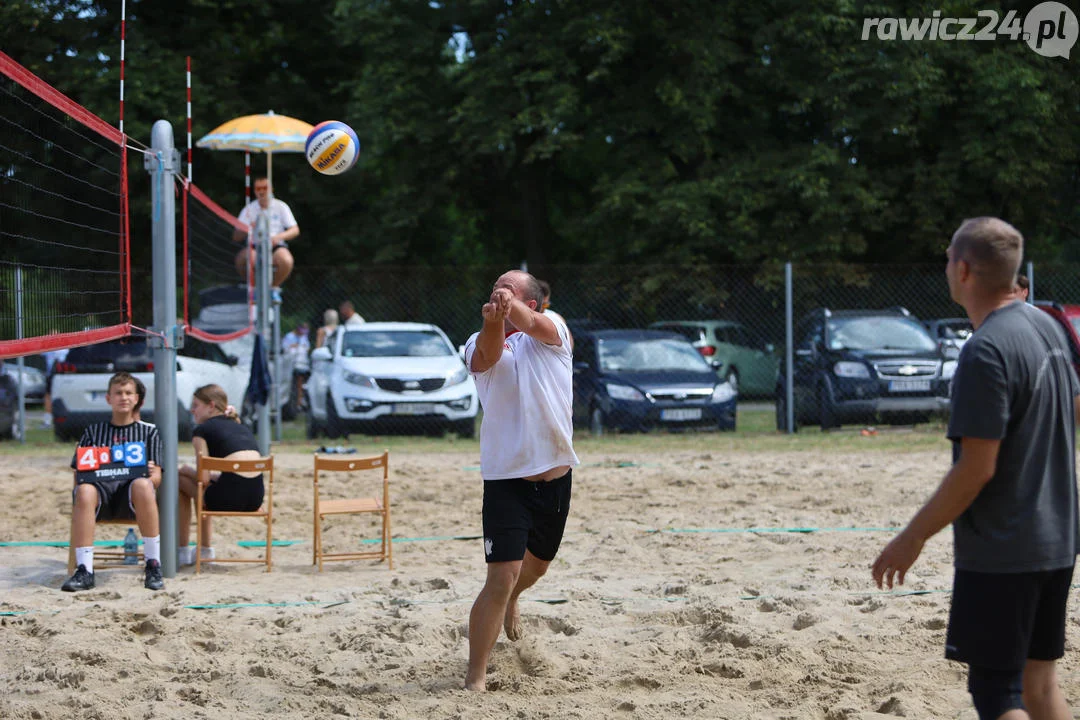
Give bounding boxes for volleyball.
[305,121,360,176]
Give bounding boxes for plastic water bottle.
[123,528,138,565]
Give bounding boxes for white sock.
[143,535,161,563]
[75,546,94,574]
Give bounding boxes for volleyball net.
[0,51,131,359]
[182,183,254,342]
[0,51,253,360]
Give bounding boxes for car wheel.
[325,392,345,439]
[726,368,739,394]
[452,418,476,438]
[590,406,605,436]
[819,383,838,431]
[776,389,798,432]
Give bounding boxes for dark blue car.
[572,329,737,434]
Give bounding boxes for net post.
[255,214,272,456]
[147,120,180,578]
[15,265,25,444]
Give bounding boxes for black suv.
[776,307,953,431]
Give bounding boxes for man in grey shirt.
[872,217,1079,720]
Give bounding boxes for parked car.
[923,318,973,358]
[0,371,18,440]
[50,336,248,442]
[305,322,479,438]
[649,320,778,397]
[776,307,952,432]
[1035,301,1080,378]
[1,362,47,403]
[572,329,737,435]
[190,284,297,419]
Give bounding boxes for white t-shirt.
[464,321,580,480]
[237,199,297,240]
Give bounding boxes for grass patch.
[0,409,952,458]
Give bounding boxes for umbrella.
[196,110,314,192]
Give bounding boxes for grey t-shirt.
[947,301,1079,573]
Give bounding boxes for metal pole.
[255,213,271,456]
[785,262,794,434]
[1026,261,1035,304]
[273,292,282,442]
[15,265,25,444]
[147,120,180,578]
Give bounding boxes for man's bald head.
[494,270,544,308]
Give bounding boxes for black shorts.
[945,565,1074,671]
[73,479,142,521]
[204,473,264,512]
[273,242,290,253]
[482,470,572,563]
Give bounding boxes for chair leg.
[386,509,393,571]
[266,514,272,573]
[67,533,75,575]
[195,486,202,575]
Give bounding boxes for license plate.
[394,403,435,415]
[661,408,702,421]
[888,380,931,393]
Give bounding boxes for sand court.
[2,441,1078,719]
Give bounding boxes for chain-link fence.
[267,261,1075,438]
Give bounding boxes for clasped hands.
[482,288,515,322]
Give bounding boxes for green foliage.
[3,0,1078,275]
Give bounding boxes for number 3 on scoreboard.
[123,441,146,467]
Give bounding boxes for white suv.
[305,322,478,438]
[50,336,248,441]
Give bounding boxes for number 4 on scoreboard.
[75,446,100,471]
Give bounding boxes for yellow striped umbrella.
[197,110,314,189]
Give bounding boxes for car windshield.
[341,330,451,358]
[827,317,937,352]
[598,337,710,372]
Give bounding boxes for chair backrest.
[198,456,273,475]
[313,451,389,494]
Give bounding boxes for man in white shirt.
[462,270,579,691]
[232,177,299,287]
[339,300,366,326]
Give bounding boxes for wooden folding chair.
[195,455,274,573]
[67,518,144,574]
[312,451,392,571]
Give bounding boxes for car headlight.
[605,383,645,401]
[833,361,871,379]
[711,382,736,403]
[343,370,376,388]
[446,366,469,386]
[941,360,957,380]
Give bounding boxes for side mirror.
[225,354,239,367]
[311,347,332,362]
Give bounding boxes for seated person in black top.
[177,384,264,566]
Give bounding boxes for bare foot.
[504,599,522,641]
[464,676,486,691]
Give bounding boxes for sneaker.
[200,546,216,562]
[61,564,95,592]
[178,546,196,566]
[144,559,164,591]
[271,287,282,304]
